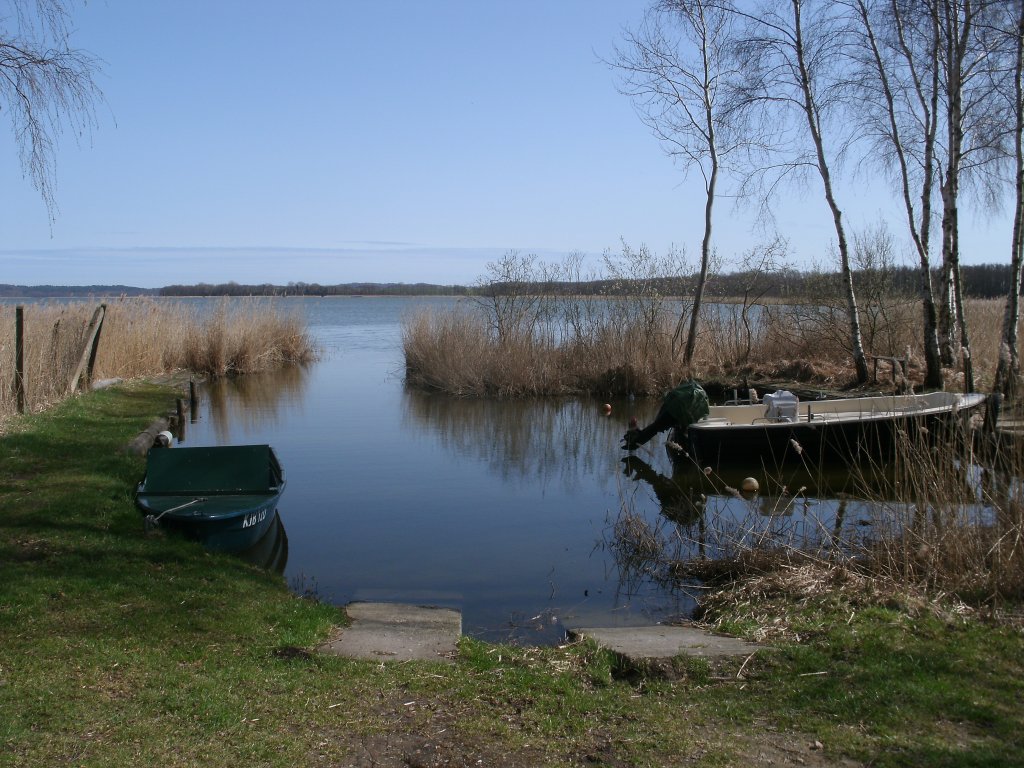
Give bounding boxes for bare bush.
[602,241,694,361]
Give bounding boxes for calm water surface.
[180,297,699,643]
[176,297,997,643]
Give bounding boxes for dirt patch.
[730,728,865,767]
[328,732,551,768]
[307,695,556,767]
[7,536,57,562]
[313,719,865,767]
[302,687,867,768]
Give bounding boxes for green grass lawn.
[1,382,1022,767]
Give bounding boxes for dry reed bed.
[402,307,682,397]
[0,298,316,419]
[607,424,1024,617]
[403,297,1019,397]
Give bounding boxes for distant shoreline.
[0,283,470,299]
[2,259,1020,299]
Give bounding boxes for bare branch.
[0,0,102,222]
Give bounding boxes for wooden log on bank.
[126,417,170,455]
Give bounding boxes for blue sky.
[0,0,1014,288]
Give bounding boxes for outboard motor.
[622,381,710,450]
[764,390,799,422]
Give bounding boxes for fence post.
[67,304,107,394]
[85,302,107,386]
[14,306,25,414]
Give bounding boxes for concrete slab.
[569,624,758,660]
[319,602,461,663]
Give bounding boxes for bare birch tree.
[1,0,101,222]
[848,0,945,389]
[612,0,738,367]
[993,0,1024,397]
[728,0,870,383]
[932,0,1006,391]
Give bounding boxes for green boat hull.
[136,444,286,553]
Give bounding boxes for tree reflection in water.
[402,389,632,494]
[200,364,310,445]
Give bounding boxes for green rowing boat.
[135,444,286,552]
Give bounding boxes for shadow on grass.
[0,384,333,651]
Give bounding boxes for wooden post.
[85,303,107,386]
[189,379,198,423]
[67,304,106,394]
[14,306,25,414]
[176,398,186,443]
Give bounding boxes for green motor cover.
[661,381,710,427]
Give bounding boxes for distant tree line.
[3,264,1018,301]
[709,263,1021,301]
[0,284,156,298]
[158,281,474,297]
[153,263,1019,300]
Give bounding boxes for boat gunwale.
[691,392,985,431]
[136,486,284,497]
[135,493,280,522]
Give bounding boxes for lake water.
[177,296,703,643]
[165,296,999,644]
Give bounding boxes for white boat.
[678,391,986,467]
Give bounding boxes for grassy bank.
[1,384,1022,766]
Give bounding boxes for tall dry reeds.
[402,304,688,397]
[0,297,316,420]
[403,293,1022,397]
[848,423,1024,602]
[178,299,315,376]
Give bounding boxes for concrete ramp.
[569,624,758,661]
[320,602,461,663]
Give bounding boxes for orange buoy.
[603,403,612,415]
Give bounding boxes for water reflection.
[621,456,705,527]
[608,438,1016,603]
[199,365,310,444]
[402,389,621,492]
[236,512,289,574]
[667,463,886,551]
[608,456,879,596]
